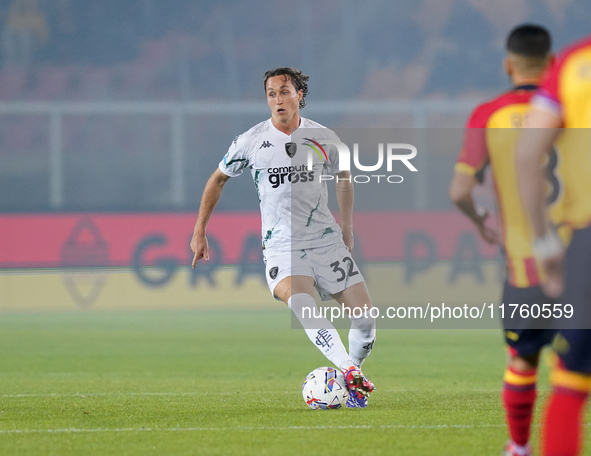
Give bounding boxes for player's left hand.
[541,251,565,298]
[342,227,354,252]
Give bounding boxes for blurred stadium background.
[0,0,589,309]
[1,3,591,455]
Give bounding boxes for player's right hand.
[475,209,499,245]
[190,234,209,268]
[541,252,565,298]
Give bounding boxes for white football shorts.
[263,242,365,301]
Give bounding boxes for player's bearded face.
[266,75,302,122]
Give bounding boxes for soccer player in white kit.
[190,67,376,407]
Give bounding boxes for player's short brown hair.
[263,67,309,109]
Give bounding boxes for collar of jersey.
[513,84,538,92]
[268,117,303,138]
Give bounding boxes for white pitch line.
[0,424,507,434]
[1,392,204,398]
[0,391,304,398]
[0,388,513,398]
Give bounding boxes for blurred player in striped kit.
[450,24,566,456]
[518,33,591,456]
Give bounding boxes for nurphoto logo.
[307,140,418,184]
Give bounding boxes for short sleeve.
[219,135,250,177]
[323,129,341,174]
[532,59,562,116]
[455,104,490,178]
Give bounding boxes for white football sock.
[511,443,531,456]
[288,293,351,369]
[348,311,376,368]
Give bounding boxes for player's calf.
[348,312,376,368]
[289,293,352,368]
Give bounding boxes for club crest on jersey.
[285,142,297,158]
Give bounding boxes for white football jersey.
[219,117,343,252]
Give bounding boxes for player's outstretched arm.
[449,171,499,245]
[335,170,354,251]
[191,168,230,268]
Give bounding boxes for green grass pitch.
[0,310,588,455]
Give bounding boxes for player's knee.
[287,292,315,311]
[273,277,292,304]
[509,353,539,371]
[350,312,376,332]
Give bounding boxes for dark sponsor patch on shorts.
[269,266,278,280]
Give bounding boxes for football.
[301,367,349,410]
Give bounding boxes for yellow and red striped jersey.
[455,86,567,288]
[533,35,591,230]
